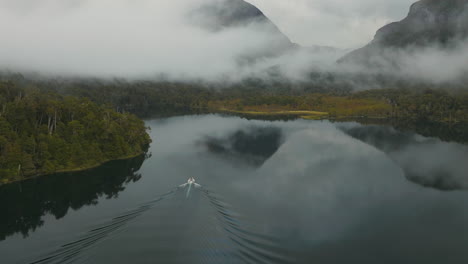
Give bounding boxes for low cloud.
[337,40,468,84]
[0,0,467,86]
[0,0,302,80]
[398,42,468,83]
[246,0,415,48]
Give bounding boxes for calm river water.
[1,115,468,264]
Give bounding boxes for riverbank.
[218,108,329,119]
[213,108,468,143]
[0,151,147,186]
[216,107,391,121]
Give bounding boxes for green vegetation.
[208,94,392,119]
[0,82,151,184]
[0,75,467,185]
[352,88,468,123]
[205,88,468,125]
[45,79,465,125]
[4,74,467,125]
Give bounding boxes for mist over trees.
[1,0,466,84]
[0,0,468,183]
[339,0,468,83]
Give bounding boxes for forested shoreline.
[4,74,467,124]
[1,74,467,185]
[0,81,151,185]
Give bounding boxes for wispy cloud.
[0,0,467,85]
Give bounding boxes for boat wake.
[28,182,294,264]
[28,189,177,264]
[202,189,295,264]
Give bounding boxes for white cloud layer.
[246,0,415,48]
[0,0,297,79]
[0,0,413,79]
[0,0,263,76]
[0,0,467,84]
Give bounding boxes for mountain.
[191,0,291,38]
[192,0,267,30]
[339,0,468,66]
[190,0,297,64]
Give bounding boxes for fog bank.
[1,0,467,85]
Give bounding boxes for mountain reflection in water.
[339,123,468,190]
[1,115,468,264]
[200,125,284,167]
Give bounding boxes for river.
[1,115,468,263]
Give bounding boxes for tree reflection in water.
[0,154,148,241]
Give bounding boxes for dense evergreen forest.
[3,73,467,124]
[0,81,151,184]
[1,73,467,184]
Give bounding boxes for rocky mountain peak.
[339,0,468,66]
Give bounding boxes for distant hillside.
[192,0,291,37]
[339,0,468,66]
[193,0,265,30]
[190,0,297,63]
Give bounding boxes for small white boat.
[179,177,201,188]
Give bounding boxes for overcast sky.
[0,0,442,80]
[1,0,417,49]
[246,0,415,48]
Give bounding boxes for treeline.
[208,88,468,123]
[0,82,151,184]
[4,73,467,124]
[3,73,468,123]
[352,88,468,123]
[61,82,214,117]
[1,73,353,117]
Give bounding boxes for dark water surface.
[1,115,468,264]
